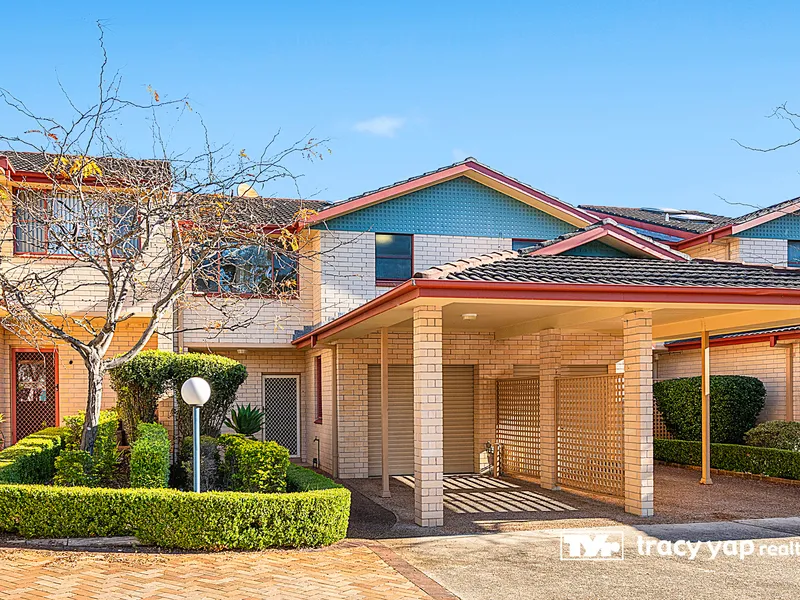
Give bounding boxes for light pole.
[180,377,211,492]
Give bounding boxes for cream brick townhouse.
[583,202,800,424]
[4,153,800,526]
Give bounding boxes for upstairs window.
[376,233,413,285]
[790,241,800,268]
[14,191,139,257]
[193,245,299,296]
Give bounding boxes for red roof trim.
[581,209,694,240]
[529,223,688,261]
[292,278,800,347]
[666,329,800,351]
[305,161,598,227]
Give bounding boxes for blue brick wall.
[562,240,631,257]
[735,213,800,240]
[318,177,579,239]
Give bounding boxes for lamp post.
[180,377,211,492]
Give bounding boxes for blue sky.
[3,1,800,216]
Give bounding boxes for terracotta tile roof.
[416,253,800,289]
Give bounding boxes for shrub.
[180,435,221,491]
[219,434,289,493]
[109,350,174,443]
[130,423,170,489]
[53,451,94,486]
[653,375,766,444]
[62,410,121,486]
[0,467,350,549]
[744,421,800,452]
[654,438,800,480]
[173,353,248,440]
[0,428,66,484]
[224,404,265,437]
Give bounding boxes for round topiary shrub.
[653,375,766,444]
[744,420,800,452]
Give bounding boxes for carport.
[295,253,800,526]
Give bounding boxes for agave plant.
[224,404,265,438]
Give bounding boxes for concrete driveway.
[382,518,800,600]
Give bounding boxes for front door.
[262,375,300,457]
[12,349,59,443]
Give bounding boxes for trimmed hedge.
[745,421,800,452]
[60,410,121,486]
[219,435,290,493]
[0,466,350,549]
[0,428,66,484]
[130,423,170,489]
[655,438,800,480]
[653,375,766,444]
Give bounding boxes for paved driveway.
[382,518,800,600]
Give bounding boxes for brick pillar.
[413,305,444,527]
[539,329,561,490]
[623,312,655,517]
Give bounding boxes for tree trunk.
[80,353,105,454]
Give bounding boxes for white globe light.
[181,377,211,407]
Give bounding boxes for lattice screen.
[653,407,672,439]
[556,374,624,497]
[14,351,57,441]
[496,377,540,477]
[263,376,299,456]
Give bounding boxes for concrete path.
[383,517,800,600]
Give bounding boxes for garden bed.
[0,425,350,550]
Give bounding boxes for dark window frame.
[314,355,323,424]
[375,232,414,286]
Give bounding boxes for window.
[375,233,413,284]
[314,356,323,424]
[789,241,800,268]
[13,191,139,257]
[193,245,299,296]
[512,238,542,252]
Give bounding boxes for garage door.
[368,365,474,476]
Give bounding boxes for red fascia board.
[292,278,800,347]
[581,210,694,240]
[530,225,687,261]
[674,225,734,250]
[464,162,596,225]
[666,329,800,351]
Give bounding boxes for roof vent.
[670,214,714,222]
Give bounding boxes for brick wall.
[738,238,788,266]
[318,230,378,324]
[656,341,798,421]
[414,235,512,272]
[334,329,623,479]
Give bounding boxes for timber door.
[262,375,301,457]
[12,349,59,443]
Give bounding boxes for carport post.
[700,329,712,485]
[786,344,795,422]
[380,327,391,498]
[412,305,444,527]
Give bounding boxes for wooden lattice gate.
[556,374,625,497]
[496,377,540,477]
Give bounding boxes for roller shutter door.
[368,365,474,476]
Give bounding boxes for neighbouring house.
[3,154,800,526]
[583,202,800,423]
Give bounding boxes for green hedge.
[130,423,170,489]
[654,438,800,480]
[0,466,350,549]
[219,435,290,493]
[0,428,66,484]
[60,411,121,486]
[745,421,800,452]
[654,375,766,444]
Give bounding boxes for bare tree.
[0,26,327,452]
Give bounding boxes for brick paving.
[0,542,453,600]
